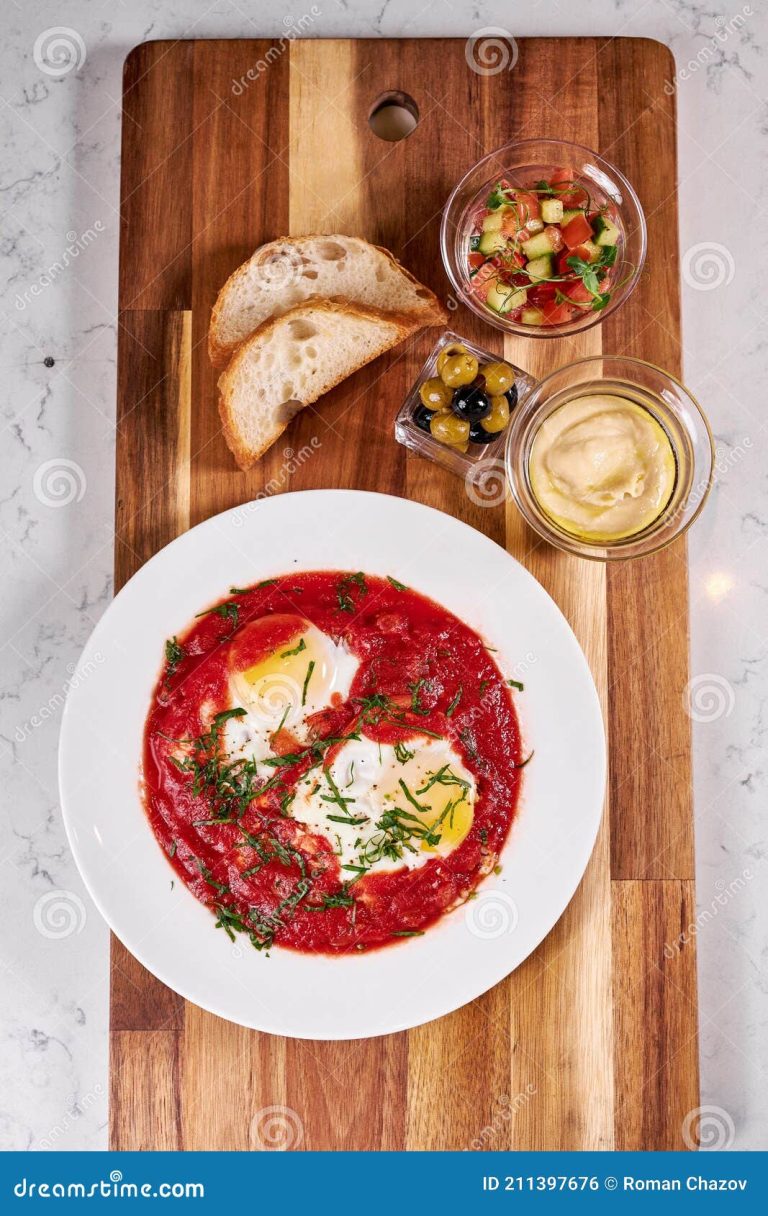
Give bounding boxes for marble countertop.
[1,0,765,1152]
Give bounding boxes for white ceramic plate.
[59,490,605,1040]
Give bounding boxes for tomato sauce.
[142,572,524,955]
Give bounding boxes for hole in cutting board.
[368,91,419,142]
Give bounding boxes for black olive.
[505,382,519,411]
[452,383,490,422]
[413,403,436,433]
[468,420,498,445]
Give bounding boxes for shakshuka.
[142,571,526,954]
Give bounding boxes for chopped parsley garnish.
[408,679,432,716]
[281,637,306,657]
[164,637,184,680]
[307,889,355,911]
[416,764,469,796]
[386,575,408,591]
[195,601,239,628]
[353,691,442,739]
[320,766,355,814]
[301,659,315,706]
[336,571,367,613]
[507,678,524,691]
[460,727,479,762]
[394,742,415,764]
[445,687,462,717]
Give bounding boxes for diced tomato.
[543,225,564,253]
[470,261,499,299]
[541,299,577,325]
[562,212,594,249]
[527,282,558,306]
[560,279,594,304]
[501,209,523,237]
[507,271,530,287]
[549,167,589,208]
[511,189,541,226]
[557,243,595,275]
[468,251,486,270]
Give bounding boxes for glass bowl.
[394,329,537,477]
[504,356,714,561]
[440,138,647,339]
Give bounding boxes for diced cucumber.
[478,230,507,256]
[482,207,509,233]
[561,208,585,225]
[580,239,602,263]
[594,215,620,246]
[526,217,544,234]
[521,231,553,260]
[525,254,553,282]
[521,306,546,326]
[541,198,563,224]
[486,282,527,314]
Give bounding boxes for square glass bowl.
[395,330,537,477]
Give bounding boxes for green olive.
[430,412,470,446]
[482,395,510,434]
[436,342,468,377]
[481,361,515,396]
[440,352,479,388]
[419,377,453,410]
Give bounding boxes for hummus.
[529,393,676,542]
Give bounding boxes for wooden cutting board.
[112,36,698,1151]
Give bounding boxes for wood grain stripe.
[111,306,192,1143]
[111,1031,181,1151]
[598,39,694,883]
[612,880,699,1149]
[499,38,614,1152]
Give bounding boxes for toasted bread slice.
[209,234,446,367]
[218,299,420,470]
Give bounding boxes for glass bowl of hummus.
[505,356,714,560]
